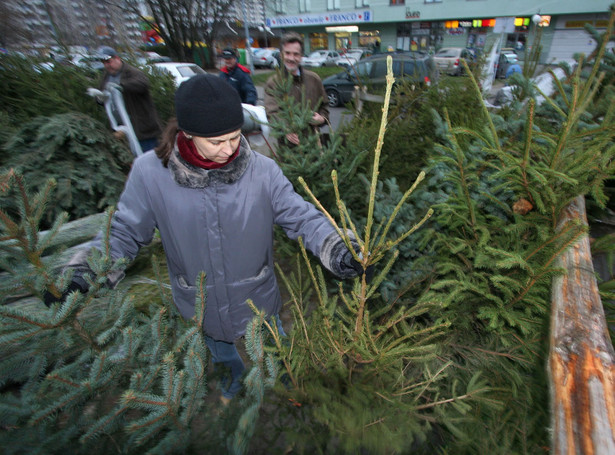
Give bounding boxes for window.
[403,61,416,76]
[355,0,369,6]
[299,0,311,13]
[327,0,341,10]
[390,0,405,5]
[355,61,373,77]
[273,0,286,13]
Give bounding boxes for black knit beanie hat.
[175,74,244,137]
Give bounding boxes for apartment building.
[5,0,142,53]
[266,0,613,64]
[4,0,278,56]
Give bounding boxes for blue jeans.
[205,315,286,400]
[139,137,158,153]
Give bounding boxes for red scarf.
[177,131,239,169]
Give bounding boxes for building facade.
[266,0,613,64]
[3,0,278,57]
[4,0,143,54]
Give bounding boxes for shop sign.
[406,9,420,19]
[267,10,373,28]
[445,18,496,29]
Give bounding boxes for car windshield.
[436,49,459,58]
[177,65,206,77]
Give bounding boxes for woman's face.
[192,129,241,163]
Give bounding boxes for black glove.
[340,246,374,283]
[43,274,90,307]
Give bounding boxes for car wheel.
[327,89,341,108]
[269,61,276,69]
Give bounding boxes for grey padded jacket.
[81,137,349,342]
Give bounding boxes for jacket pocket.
[176,274,197,290]
[237,265,270,284]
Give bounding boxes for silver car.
[152,62,206,86]
[302,50,341,67]
[433,47,475,76]
[253,49,280,68]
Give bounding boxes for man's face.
[102,56,122,75]
[281,41,302,75]
[223,57,237,71]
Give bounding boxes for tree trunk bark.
[549,195,615,455]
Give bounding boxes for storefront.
[396,21,442,52]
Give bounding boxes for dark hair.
[280,32,304,53]
[155,118,179,167]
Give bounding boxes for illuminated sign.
[445,19,494,28]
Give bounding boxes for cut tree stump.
[550,195,615,455]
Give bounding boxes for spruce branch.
[443,109,478,237]
[297,238,346,359]
[274,262,313,355]
[462,58,501,153]
[365,56,395,251]
[538,70,570,113]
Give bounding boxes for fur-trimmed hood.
[167,135,252,189]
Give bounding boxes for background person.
[219,48,258,105]
[97,46,162,152]
[46,74,365,404]
[264,32,329,146]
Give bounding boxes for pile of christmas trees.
[1,11,614,454]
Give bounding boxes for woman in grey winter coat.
[48,74,362,403]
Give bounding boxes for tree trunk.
[549,195,615,455]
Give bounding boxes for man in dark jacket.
[98,46,162,152]
[219,48,258,105]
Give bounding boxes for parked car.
[253,48,280,68]
[334,48,373,68]
[71,54,104,71]
[151,62,206,86]
[322,53,436,107]
[433,47,475,76]
[302,50,340,67]
[145,52,171,63]
[496,51,520,78]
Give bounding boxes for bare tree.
[122,0,237,68]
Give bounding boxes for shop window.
[327,0,341,10]
[309,33,328,51]
[335,32,351,50]
[359,30,381,49]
